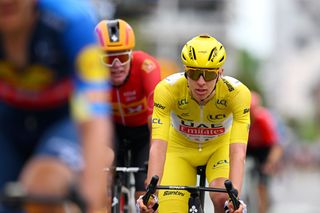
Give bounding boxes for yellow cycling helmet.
[95,19,135,52]
[181,34,226,69]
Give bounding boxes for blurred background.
[91,0,320,212]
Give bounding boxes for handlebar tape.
[142,175,159,210]
[224,179,240,210]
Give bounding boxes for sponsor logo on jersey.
[152,118,163,124]
[179,120,225,136]
[123,90,137,102]
[213,159,229,168]
[112,100,146,116]
[163,190,185,197]
[180,126,225,136]
[222,78,235,92]
[154,102,165,109]
[178,98,188,109]
[178,113,191,120]
[215,99,227,109]
[142,59,155,73]
[243,108,250,114]
[127,104,143,113]
[207,114,226,121]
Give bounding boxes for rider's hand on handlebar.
[136,194,158,213]
[224,199,247,213]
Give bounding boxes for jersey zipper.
[199,105,204,152]
[116,89,126,125]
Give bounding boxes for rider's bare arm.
[146,139,167,185]
[229,143,247,194]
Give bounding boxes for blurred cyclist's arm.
[263,143,283,174]
[78,117,114,213]
[72,46,114,213]
[260,110,284,175]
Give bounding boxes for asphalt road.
[203,165,320,213]
[269,166,320,213]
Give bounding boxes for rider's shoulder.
[132,50,151,58]
[220,76,243,87]
[219,76,250,93]
[161,72,185,85]
[132,51,159,65]
[155,72,185,92]
[216,76,250,104]
[38,0,97,23]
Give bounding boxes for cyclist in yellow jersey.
[137,34,250,213]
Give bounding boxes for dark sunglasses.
[101,51,132,67]
[185,67,219,81]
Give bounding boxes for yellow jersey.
[152,72,251,149]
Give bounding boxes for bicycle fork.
[188,191,204,213]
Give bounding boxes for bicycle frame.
[106,166,146,213]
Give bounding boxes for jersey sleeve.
[71,46,111,122]
[151,80,174,142]
[43,0,112,121]
[229,83,251,144]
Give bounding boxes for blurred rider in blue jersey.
[0,0,114,212]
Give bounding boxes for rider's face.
[109,59,131,86]
[101,51,132,86]
[0,0,35,33]
[187,69,221,103]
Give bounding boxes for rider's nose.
[111,58,123,68]
[197,75,206,85]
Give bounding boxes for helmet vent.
[208,47,217,61]
[199,34,210,38]
[219,56,225,63]
[208,49,214,61]
[107,21,119,42]
[192,47,197,60]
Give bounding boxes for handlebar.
[156,185,227,193]
[142,175,159,211]
[224,179,240,210]
[104,166,147,173]
[0,182,87,212]
[144,175,241,210]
